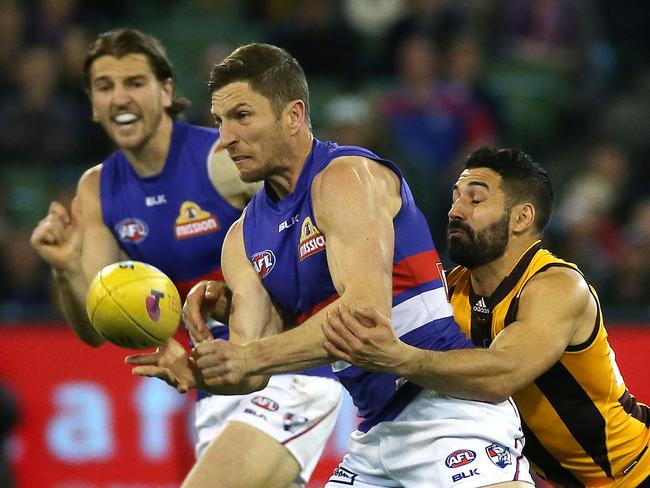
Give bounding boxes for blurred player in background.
[159,43,533,487]
[322,147,650,487]
[30,28,342,488]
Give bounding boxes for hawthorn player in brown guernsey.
[321,147,650,487]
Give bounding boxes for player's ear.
[161,78,173,109]
[285,99,306,135]
[511,202,535,234]
[91,109,98,122]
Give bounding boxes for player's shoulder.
[77,163,103,193]
[317,154,392,188]
[522,265,592,313]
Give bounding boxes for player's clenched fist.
[192,339,249,386]
[30,198,83,272]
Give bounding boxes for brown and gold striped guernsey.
[447,241,650,487]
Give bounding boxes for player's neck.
[469,237,539,297]
[122,116,174,177]
[266,130,314,199]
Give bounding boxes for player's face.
[447,168,511,269]
[211,81,292,183]
[89,54,172,151]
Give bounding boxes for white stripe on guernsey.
[392,287,453,337]
[331,288,453,373]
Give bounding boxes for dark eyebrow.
[453,181,490,192]
[92,74,148,85]
[225,102,250,117]
[468,181,490,191]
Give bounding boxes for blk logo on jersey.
[298,216,326,261]
[252,250,276,279]
[146,290,164,321]
[175,201,220,239]
[445,449,476,468]
[279,213,300,232]
[145,194,167,206]
[116,218,148,243]
[486,443,511,468]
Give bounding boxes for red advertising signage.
[0,323,648,487]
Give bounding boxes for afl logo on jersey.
[445,449,476,468]
[298,216,326,261]
[175,201,220,239]
[252,250,276,279]
[116,218,148,243]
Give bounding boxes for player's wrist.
[240,343,254,377]
[52,265,84,283]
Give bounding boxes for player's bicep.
[312,157,400,315]
[76,166,122,282]
[221,219,282,344]
[490,268,589,381]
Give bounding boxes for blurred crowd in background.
[1,0,650,321]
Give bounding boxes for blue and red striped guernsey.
[242,138,473,432]
[100,120,242,342]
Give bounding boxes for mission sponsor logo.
[174,201,220,239]
[298,216,326,261]
[116,218,148,243]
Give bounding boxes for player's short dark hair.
[83,27,189,118]
[208,43,310,125]
[465,147,554,234]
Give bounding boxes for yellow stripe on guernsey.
[447,241,650,487]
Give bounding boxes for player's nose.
[448,199,466,220]
[111,83,131,106]
[216,121,237,151]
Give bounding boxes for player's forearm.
[397,345,520,403]
[53,269,105,347]
[198,373,269,396]
[244,318,331,375]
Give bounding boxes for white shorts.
[194,374,343,485]
[325,389,533,488]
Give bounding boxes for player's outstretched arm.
[323,267,593,402]
[233,155,401,376]
[31,165,123,346]
[189,217,282,394]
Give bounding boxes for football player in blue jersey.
[30,28,342,488]
[170,43,533,488]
